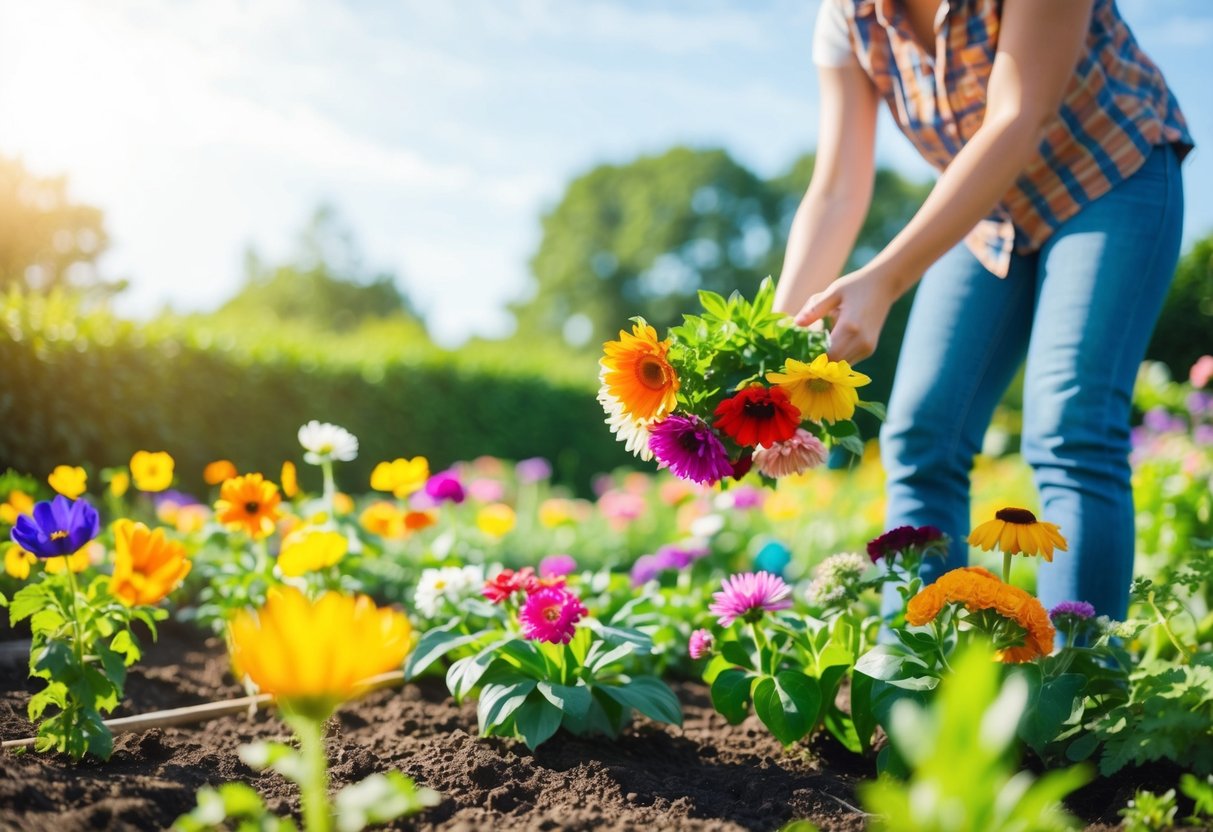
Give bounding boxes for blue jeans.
[880,143,1185,620]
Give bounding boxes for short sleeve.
[812,0,858,68]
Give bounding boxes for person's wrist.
[864,254,921,298]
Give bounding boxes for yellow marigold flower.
[370,457,430,499]
[765,354,871,424]
[214,473,283,539]
[280,461,299,499]
[45,541,99,575]
[48,465,87,499]
[476,503,516,538]
[130,451,175,493]
[4,545,37,580]
[968,507,1068,562]
[110,519,191,606]
[109,470,130,498]
[278,529,348,577]
[360,501,406,539]
[204,459,238,486]
[333,492,354,516]
[229,587,412,707]
[0,490,34,526]
[599,322,680,422]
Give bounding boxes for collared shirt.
[821,0,1193,276]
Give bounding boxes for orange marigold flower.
[599,322,680,422]
[214,473,283,539]
[204,460,239,486]
[110,519,192,606]
[905,583,946,626]
[968,507,1068,562]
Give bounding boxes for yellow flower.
[214,473,283,539]
[370,457,430,499]
[968,507,1068,562]
[110,519,191,606]
[599,322,680,422]
[45,541,99,575]
[48,465,87,499]
[229,587,412,707]
[278,530,348,577]
[109,470,130,498]
[360,501,406,539]
[333,492,354,515]
[539,498,575,528]
[762,490,801,522]
[130,451,175,493]
[765,354,871,424]
[0,491,34,526]
[204,459,238,486]
[4,545,37,580]
[476,503,516,538]
[280,461,299,499]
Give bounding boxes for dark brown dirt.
[0,625,1191,831]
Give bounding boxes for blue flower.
[10,495,100,559]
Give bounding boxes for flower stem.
[1002,551,1012,584]
[1148,590,1192,663]
[320,460,337,525]
[63,562,86,666]
[749,620,768,676]
[291,714,332,832]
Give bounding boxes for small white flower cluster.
[414,565,486,618]
[804,551,869,608]
[298,420,359,465]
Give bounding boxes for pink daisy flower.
[752,429,828,478]
[709,571,793,627]
[688,629,714,660]
[519,586,588,644]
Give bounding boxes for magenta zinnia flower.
[752,429,827,478]
[648,414,733,486]
[688,629,714,660]
[519,586,588,644]
[708,571,793,627]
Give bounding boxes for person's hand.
[794,264,900,364]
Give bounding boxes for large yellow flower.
[110,519,192,606]
[278,529,348,577]
[765,354,871,424]
[968,507,1068,562]
[370,457,430,498]
[130,451,175,492]
[229,587,412,706]
[48,465,87,499]
[214,473,283,539]
[599,323,680,422]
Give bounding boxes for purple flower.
[654,542,708,570]
[728,485,765,511]
[689,629,714,660]
[515,457,553,483]
[1143,407,1184,434]
[539,553,577,578]
[1186,392,1212,418]
[648,415,733,486]
[1195,425,1213,446]
[11,495,101,559]
[630,554,662,586]
[708,571,793,627]
[424,471,466,504]
[1049,600,1097,622]
[153,489,201,508]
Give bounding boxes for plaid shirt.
[840,0,1193,276]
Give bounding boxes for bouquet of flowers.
[597,279,881,486]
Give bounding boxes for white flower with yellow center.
[297,420,359,465]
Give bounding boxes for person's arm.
[772,62,880,317]
[796,0,1095,363]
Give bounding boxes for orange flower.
[404,510,438,531]
[214,473,283,539]
[360,501,406,539]
[968,507,1068,562]
[110,519,192,606]
[599,322,679,422]
[204,460,239,486]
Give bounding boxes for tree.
[217,204,418,331]
[1147,231,1213,376]
[0,156,115,295]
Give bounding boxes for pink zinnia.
[688,629,714,660]
[648,414,734,486]
[519,586,588,644]
[709,571,793,627]
[752,429,827,478]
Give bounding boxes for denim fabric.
[879,143,1185,620]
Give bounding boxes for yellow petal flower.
[48,465,87,499]
[765,354,870,424]
[214,473,283,539]
[110,519,192,606]
[277,530,348,577]
[476,503,516,538]
[599,322,680,422]
[360,501,406,539]
[1,491,34,526]
[967,507,1068,560]
[4,545,37,580]
[130,451,175,493]
[280,461,299,499]
[109,471,130,498]
[370,457,430,499]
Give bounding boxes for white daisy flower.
[598,386,655,461]
[413,566,472,618]
[297,420,359,465]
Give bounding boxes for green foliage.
[1119,788,1178,832]
[1147,230,1213,376]
[859,643,1090,832]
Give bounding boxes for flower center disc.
[808,379,832,392]
[742,399,775,419]
[50,530,68,541]
[543,607,561,622]
[995,507,1038,524]
[637,356,668,390]
[244,501,261,514]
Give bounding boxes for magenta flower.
[688,629,714,660]
[519,586,588,644]
[539,553,577,578]
[648,414,733,486]
[424,471,466,504]
[708,571,793,627]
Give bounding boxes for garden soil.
[0,625,1194,831]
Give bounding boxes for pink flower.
[708,571,793,627]
[539,553,577,578]
[688,629,714,660]
[752,429,827,478]
[519,586,588,644]
[1191,355,1213,389]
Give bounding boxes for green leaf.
[835,433,865,457]
[711,668,753,724]
[405,623,490,679]
[513,694,563,750]
[752,672,821,746]
[334,771,441,832]
[239,740,309,783]
[31,639,75,680]
[1018,672,1087,755]
[28,681,67,721]
[1065,732,1100,762]
[850,667,878,755]
[698,290,729,319]
[110,628,141,666]
[856,400,887,420]
[599,676,682,726]
[537,681,592,719]
[10,582,51,626]
[477,678,536,734]
[446,637,511,701]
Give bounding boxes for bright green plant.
[1119,788,1178,832]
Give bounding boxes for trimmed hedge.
[0,292,632,495]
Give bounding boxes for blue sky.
[0,0,1208,345]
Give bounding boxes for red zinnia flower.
[482,567,537,603]
[713,385,801,448]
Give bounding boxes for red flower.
[730,450,754,480]
[713,385,801,448]
[482,567,536,603]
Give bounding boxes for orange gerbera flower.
[968,507,1068,562]
[599,322,679,422]
[905,566,1055,663]
[110,519,192,606]
[214,473,283,539]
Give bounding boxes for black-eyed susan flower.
[214,473,282,539]
[968,507,1068,562]
[765,354,871,424]
[110,519,191,606]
